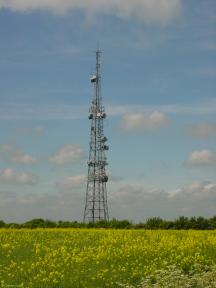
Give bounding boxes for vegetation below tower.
[1,215,216,229]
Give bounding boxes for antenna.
[83,50,109,223]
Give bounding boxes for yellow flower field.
[0,229,216,287]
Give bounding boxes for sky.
[0,0,215,223]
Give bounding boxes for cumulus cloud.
[57,172,121,191]
[11,152,37,164]
[1,179,215,222]
[49,144,84,165]
[0,189,84,222]
[57,174,86,190]
[170,181,216,201]
[0,0,182,24]
[110,180,216,219]
[186,123,216,138]
[111,183,167,202]
[1,99,216,121]
[185,149,216,166]
[119,111,169,132]
[0,168,39,186]
[0,144,37,164]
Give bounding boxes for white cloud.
[110,183,164,201]
[0,144,37,164]
[57,171,121,192]
[1,98,216,121]
[0,189,84,222]
[119,111,169,132]
[0,168,39,186]
[186,149,216,166]
[110,180,216,219]
[1,179,216,222]
[170,181,216,201]
[11,152,37,164]
[0,0,182,24]
[107,99,216,117]
[106,170,123,182]
[49,144,84,165]
[187,123,216,138]
[111,180,216,203]
[57,174,86,190]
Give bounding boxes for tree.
[174,216,190,230]
[45,219,57,228]
[145,217,164,229]
[196,216,209,230]
[209,216,216,229]
[109,218,132,229]
[23,218,46,228]
[0,220,5,228]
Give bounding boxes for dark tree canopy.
[1,216,216,230]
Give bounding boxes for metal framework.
[83,50,109,223]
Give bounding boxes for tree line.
[0,216,216,229]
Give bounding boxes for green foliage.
[1,216,216,229]
[0,220,5,228]
[5,223,20,229]
[145,217,164,229]
[22,218,46,228]
[109,218,132,229]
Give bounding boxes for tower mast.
[83,50,109,223]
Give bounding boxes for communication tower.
[83,50,109,223]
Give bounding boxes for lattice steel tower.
[83,50,109,223]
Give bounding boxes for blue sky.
[0,0,215,222]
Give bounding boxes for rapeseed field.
[0,229,216,287]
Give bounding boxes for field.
[0,229,216,287]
